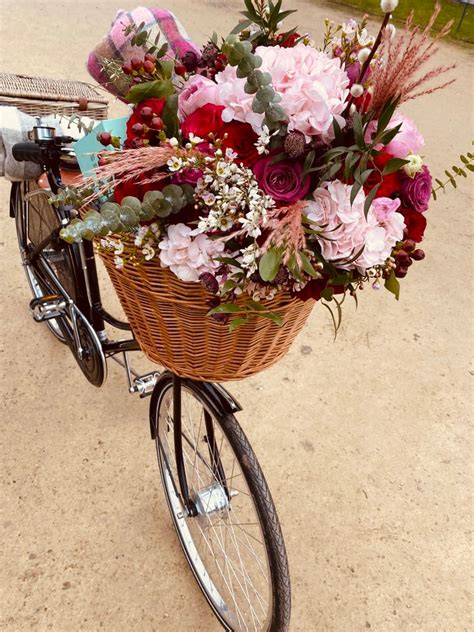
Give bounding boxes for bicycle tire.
[151,376,291,632]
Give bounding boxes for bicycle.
[9,125,292,632]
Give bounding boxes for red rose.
[364,152,401,198]
[221,121,259,167]
[398,206,427,243]
[277,32,301,48]
[181,104,225,140]
[126,98,166,146]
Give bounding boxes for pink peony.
[158,223,225,282]
[364,112,424,159]
[178,74,221,119]
[305,182,405,274]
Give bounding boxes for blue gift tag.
[73,116,128,177]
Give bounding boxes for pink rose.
[364,112,424,159]
[178,74,221,119]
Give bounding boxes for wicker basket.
[0,72,108,119]
[99,245,314,382]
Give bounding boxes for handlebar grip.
[12,142,44,165]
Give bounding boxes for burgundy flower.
[253,155,310,204]
[400,166,432,213]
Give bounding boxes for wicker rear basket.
[0,72,108,119]
[99,246,314,382]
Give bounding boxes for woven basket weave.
[0,73,108,119]
[98,245,314,382]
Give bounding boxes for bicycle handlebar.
[12,142,44,164]
[12,136,76,166]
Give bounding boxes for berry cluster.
[127,104,165,149]
[393,239,425,279]
[122,52,159,84]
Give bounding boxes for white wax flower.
[380,0,398,12]
[386,23,397,39]
[403,154,424,178]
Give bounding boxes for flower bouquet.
[57,0,461,380]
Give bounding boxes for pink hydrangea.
[178,74,221,119]
[158,224,225,282]
[305,181,405,274]
[364,112,424,159]
[183,44,350,141]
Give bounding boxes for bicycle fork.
[172,374,231,518]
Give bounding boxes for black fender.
[149,371,242,440]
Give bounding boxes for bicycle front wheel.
[152,377,291,632]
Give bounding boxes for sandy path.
[0,1,472,631]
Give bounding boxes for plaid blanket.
[87,7,200,99]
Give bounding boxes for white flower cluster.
[134,222,160,261]
[194,151,275,239]
[100,236,125,269]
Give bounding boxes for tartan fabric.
[87,7,200,99]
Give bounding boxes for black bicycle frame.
[27,149,231,515]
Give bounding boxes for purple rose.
[253,155,310,204]
[400,166,432,213]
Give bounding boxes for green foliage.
[59,185,193,244]
[207,299,284,330]
[432,148,474,200]
[258,247,282,281]
[126,78,175,103]
[384,270,400,300]
[232,0,297,45]
[222,35,287,131]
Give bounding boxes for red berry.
[97,132,112,146]
[122,62,133,75]
[395,251,412,268]
[175,63,186,77]
[403,239,416,253]
[144,53,156,63]
[131,57,143,71]
[140,106,153,122]
[143,60,156,74]
[411,249,425,261]
[395,266,408,279]
[151,117,164,130]
[131,123,145,136]
[98,157,108,166]
[214,60,225,71]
